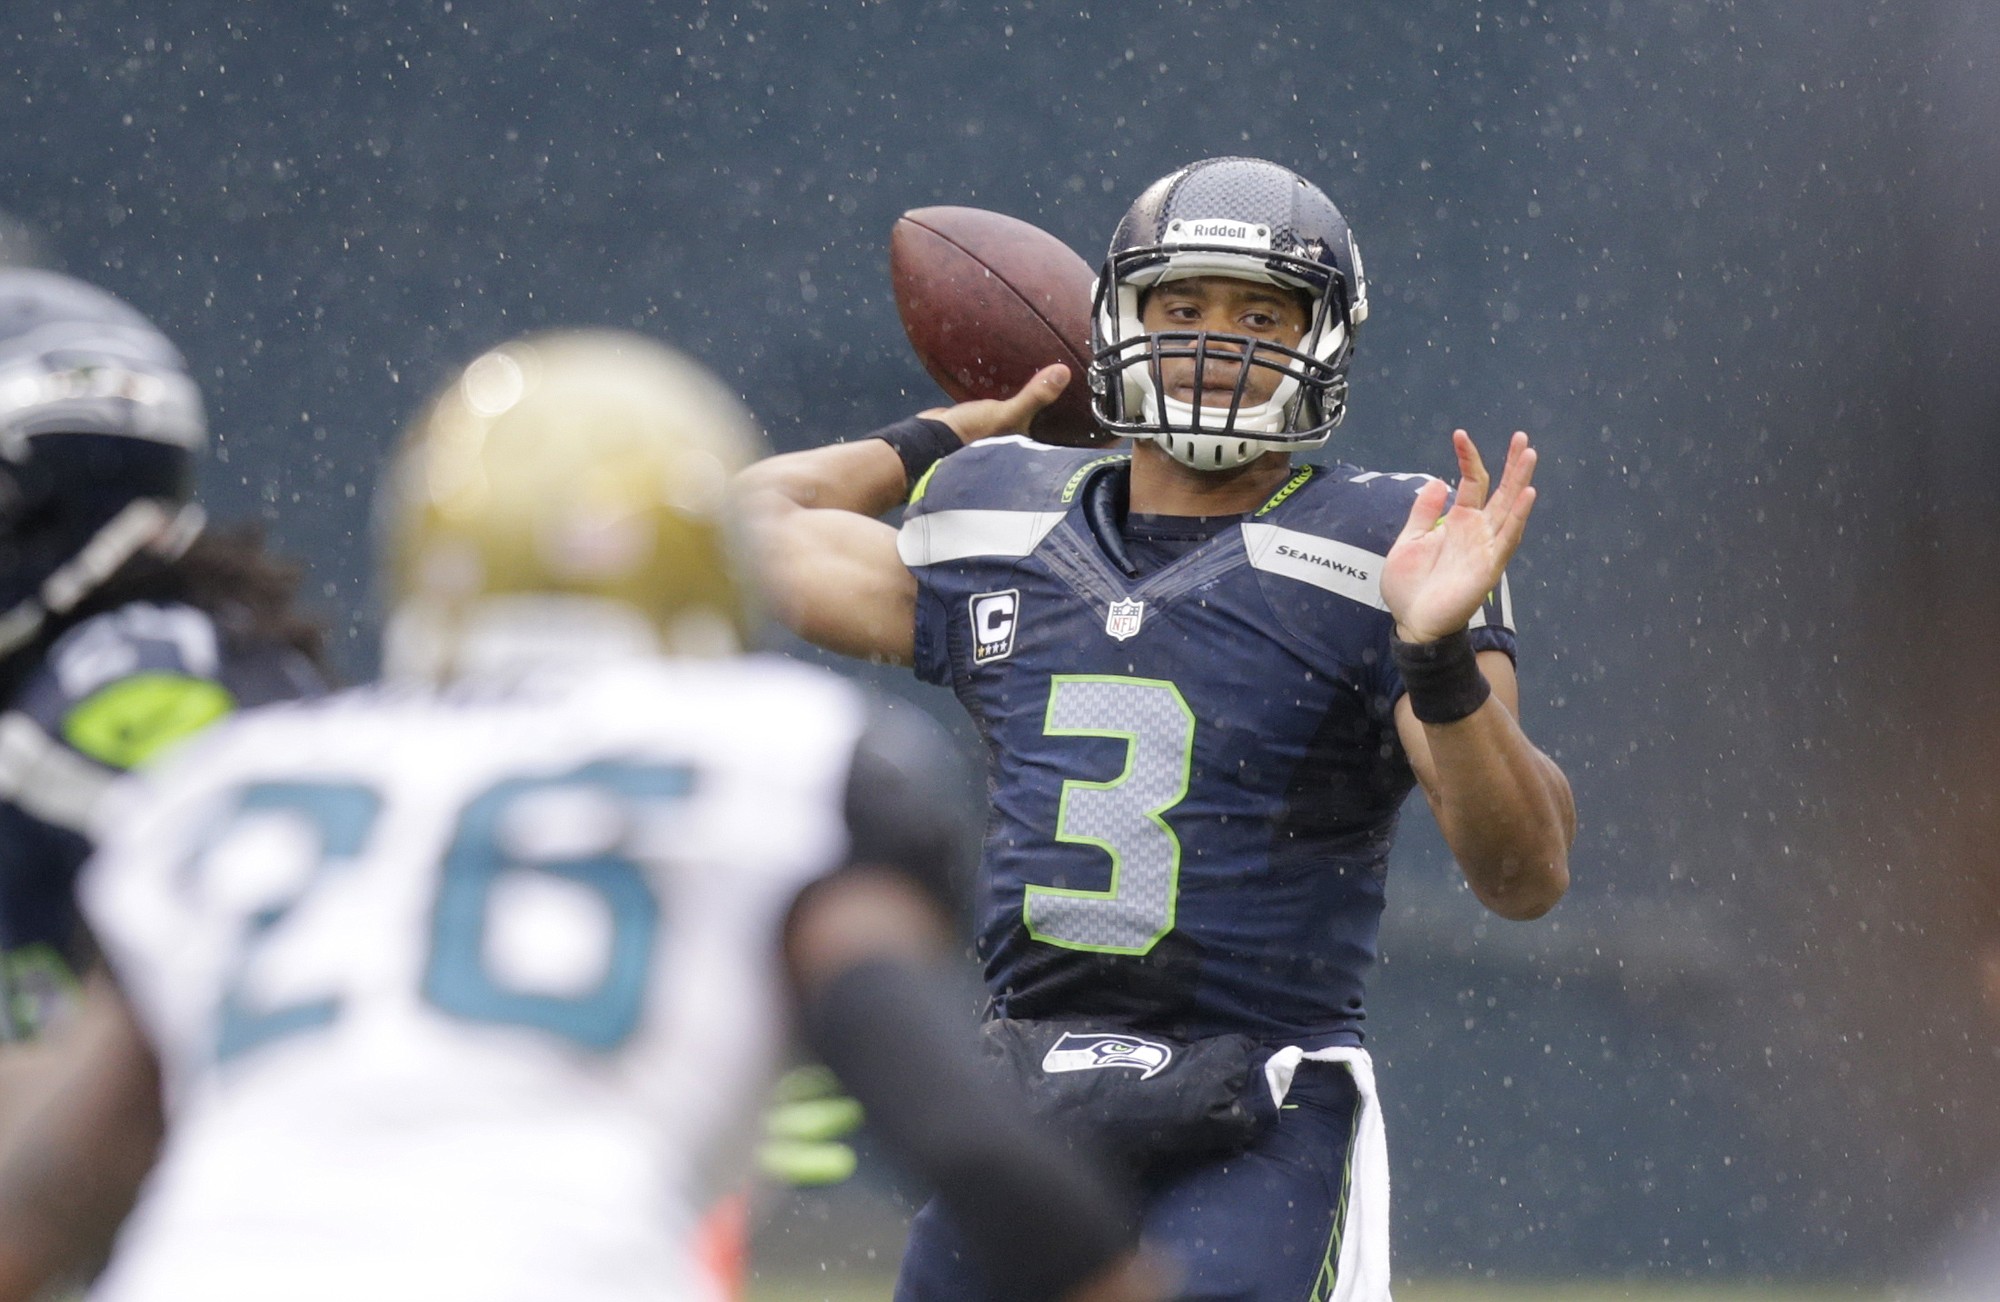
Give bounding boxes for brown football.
[890,206,1110,447]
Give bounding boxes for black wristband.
[870,415,963,486]
[1392,629,1492,725]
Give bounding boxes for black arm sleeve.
[799,958,1138,1301]
[840,700,979,918]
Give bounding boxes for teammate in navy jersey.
[0,269,329,1279]
[0,269,328,1038]
[739,157,1577,1301]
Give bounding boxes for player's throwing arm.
[733,363,1071,664]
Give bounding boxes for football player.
[0,267,330,1286]
[0,331,1167,1302]
[0,269,329,1036]
[737,156,1577,1301]
[0,270,327,1107]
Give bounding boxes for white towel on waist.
[1264,1045,1392,1302]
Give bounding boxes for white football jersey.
[81,653,875,1302]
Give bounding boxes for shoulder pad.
[63,671,234,770]
[1235,463,1429,621]
[1243,463,1515,636]
[22,604,236,771]
[906,437,1127,518]
[899,441,1127,570]
[43,603,222,701]
[1256,462,1440,554]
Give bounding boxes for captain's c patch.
[969,589,1020,664]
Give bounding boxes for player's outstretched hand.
[1380,429,1538,644]
[920,363,1070,444]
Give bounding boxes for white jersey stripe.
[898,509,1067,567]
[0,711,112,833]
[1238,523,1388,611]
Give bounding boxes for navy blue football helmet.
[0,270,206,660]
[1088,157,1369,470]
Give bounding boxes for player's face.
[1138,276,1312,410]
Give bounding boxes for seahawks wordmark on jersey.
[80,655,922,1302]
[899,438,1515,1051]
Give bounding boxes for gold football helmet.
[381,330,765,677]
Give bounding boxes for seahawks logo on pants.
[1040,1031,1173,1081]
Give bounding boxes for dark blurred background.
[6,0,1998,1286]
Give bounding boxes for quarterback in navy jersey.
[741,157,1575,1302]
[901,437,1516,1052]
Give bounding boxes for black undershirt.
[1084,462,1243,578]
[1122,511,1243,577]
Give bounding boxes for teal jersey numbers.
[192,763,687,1063]
[423,762,688,1052]
[208,782,381,1061]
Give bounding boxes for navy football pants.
[892,1062,1362,1302]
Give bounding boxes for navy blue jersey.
[899,437,1516,1050]
[0,600,323,1034]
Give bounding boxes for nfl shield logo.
[1104,599,1145,641]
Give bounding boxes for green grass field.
[747,1278,1891,1302]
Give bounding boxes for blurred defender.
[0,332,1163,1302]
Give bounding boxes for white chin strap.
[1144,384,1318,471]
